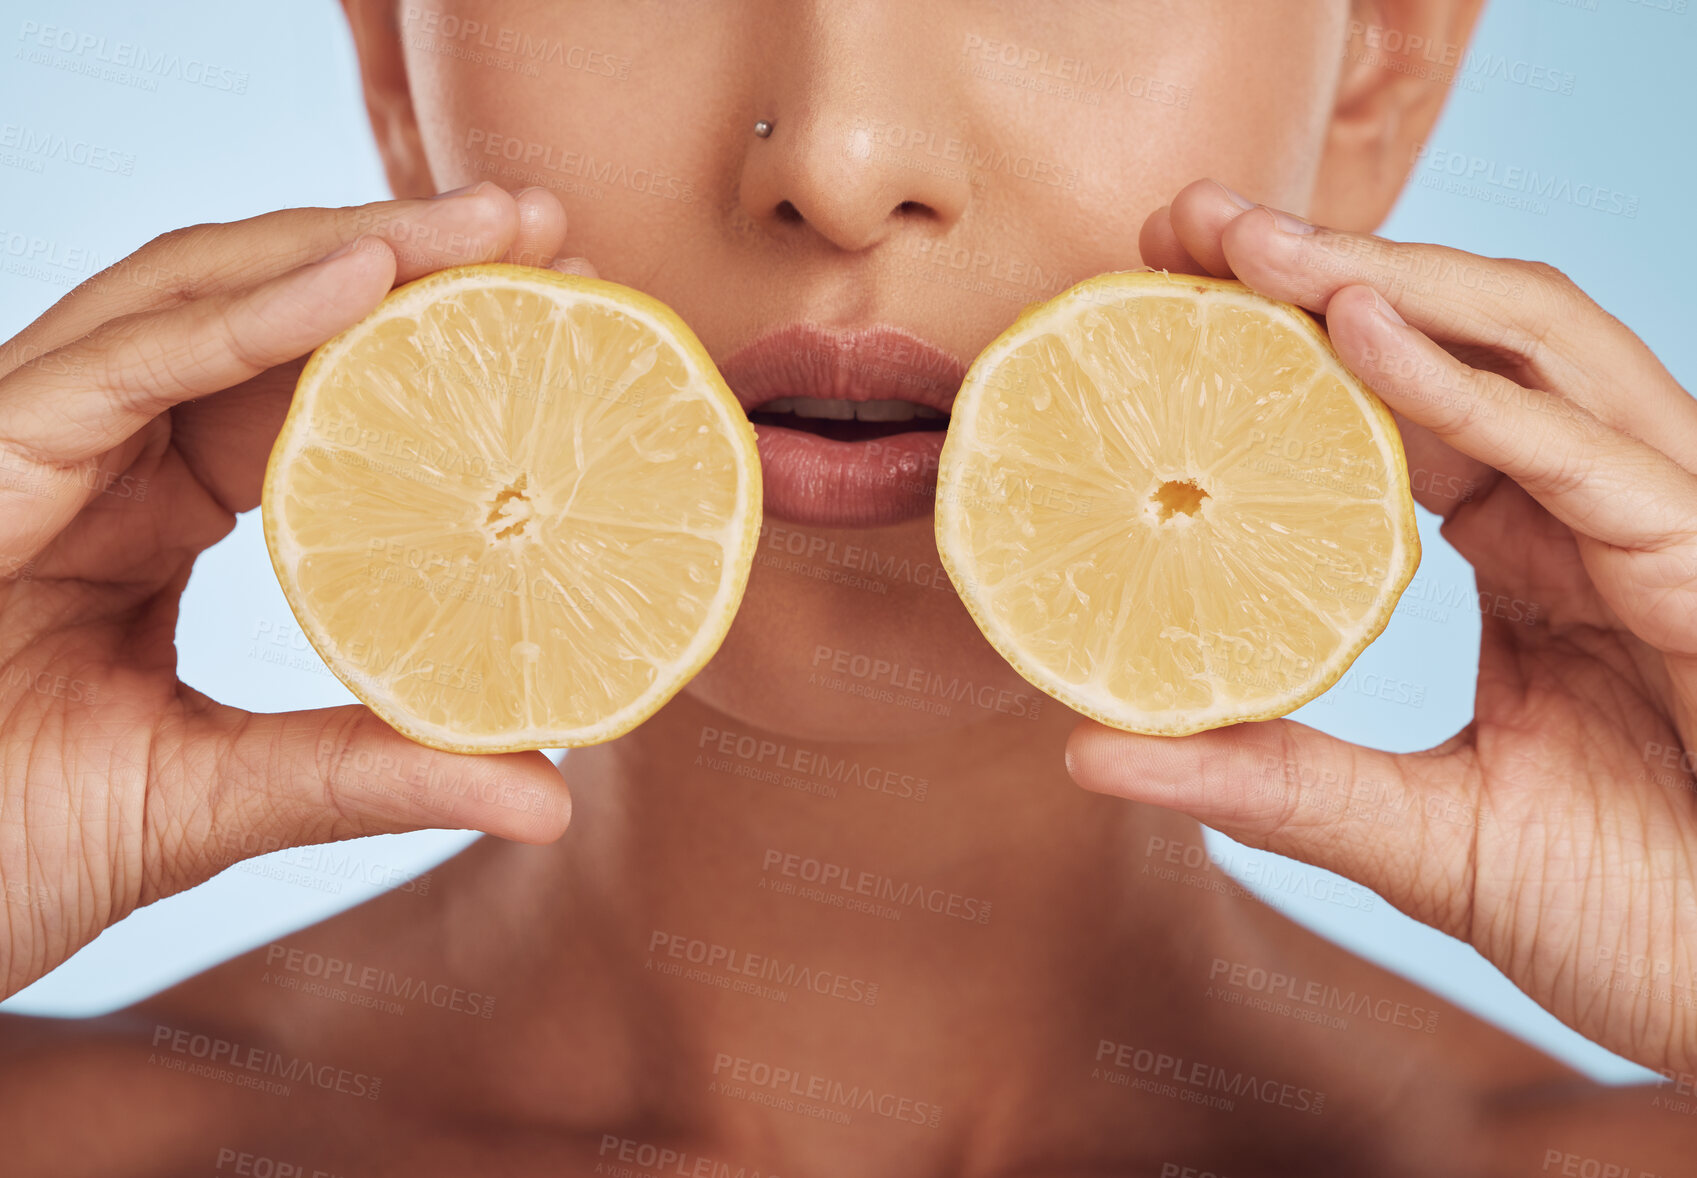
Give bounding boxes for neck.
[448,689,1237,1141]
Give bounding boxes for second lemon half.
[935,271,1420,736]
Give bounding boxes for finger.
[46,251,598,525]
[505,186,571,268]
[1165,178,1250,278]
[1136,205,1208,277]
[1065,717,1481,941]
[1183,193,1697,469]
[1388,408,1502,520]
[158,367,300,514]
[148,187,580,519]
[3,183,526,374]
[150,703,570,900]
[0,237,396,559]
[1329,282,1697,553]
[1167,180,1534,349]
[1149,184,1502,520]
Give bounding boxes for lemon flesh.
[263,264,761,753]
[935,272,1420,736]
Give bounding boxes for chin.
[684,515,1045,744]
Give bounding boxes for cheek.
[404,6,731,281]
[1035,10,1341,219]
[685,522,1045,742]
[1181,8,1345,210]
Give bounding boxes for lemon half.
[263,264,760,753]
[935,271,1419,736]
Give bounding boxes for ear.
[1310,0,1487,232]
[341,0,436,198]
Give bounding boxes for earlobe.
[1310,0,1486,232]
[341,0,436,198]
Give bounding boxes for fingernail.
[513,186,548,200]
[429,181,486,201]
[1215,181,1256,210]
[1267,207,1317,236]
[1372,290,1406,326]
[550,256,598,278]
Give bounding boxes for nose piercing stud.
[754,120,774,138]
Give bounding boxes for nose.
[736,6,971,253]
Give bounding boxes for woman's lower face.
[392,0,1354,742]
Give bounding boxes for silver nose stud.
[754,120,774,139]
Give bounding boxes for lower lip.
[754,423,945,527]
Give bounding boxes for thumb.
[1065,717,1483,938]
[151,703,571,895]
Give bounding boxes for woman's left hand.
[1066,178,1697,1075]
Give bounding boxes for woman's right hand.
[0,182,582,1000]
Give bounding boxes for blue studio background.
[1,0,1692,1086]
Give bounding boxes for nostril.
[774,200,803,224]
[896,200,930,217]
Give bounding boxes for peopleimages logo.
[1143,834,1378,913]
[761,848,993,924]
[0,229,117,276]
[401,5,630,79]
[1207,957,1440,1034]
[710,1053,943,1129]
[1415,146,1639,218]
[697,724,929,802]
[16,20,250,93]
[1343,22,1576,95]
[1094,1040,1325,1115]
[848,117,1079,189]
[759,521,954,592]
[808,644,1043,720]
[597,1135,781,1178]
[0,124,136,175]
[149,1024,381,1100]
[647,930,880,1006]
[957,33,1193,108]
[214,1146,346,1178]
[262,944,496,1019]
[463,129,695,203]
[1540,1150,1663,1178]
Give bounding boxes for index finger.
[1155,179,1697,471]
[0,237,396,564]
[5,183,569,375]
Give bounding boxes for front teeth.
[762,397,946,422]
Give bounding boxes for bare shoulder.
[0,997,456,1176]
[0,1008,273,1176]
[0,888,559,1176]
[0,1002,647,1178]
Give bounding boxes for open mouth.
[718,324,966,527]
[747,396,950,442]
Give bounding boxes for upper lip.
[717,324,967,417]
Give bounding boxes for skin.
[2,1,1695,1173]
